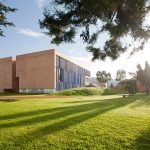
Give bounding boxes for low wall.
[19,88,55,94]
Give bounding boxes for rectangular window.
[74,73,76,83]
[59,68,64,82]
[56,67,58,82]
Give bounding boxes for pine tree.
[0,2,17,36]
[40,0,150,60]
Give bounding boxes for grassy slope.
[0,95,150,150]
[52,88,128,96]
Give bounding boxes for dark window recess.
[74,73,76,83]
[56,67,58,82]
[59,68,64,82]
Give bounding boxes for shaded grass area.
[0,95,150,150]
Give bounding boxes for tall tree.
[130,61,150,94]
[0,1,17,36]
[116,69,126,81]
[40,0,150,61]
[119,79,136,95]
[96,71,111,83]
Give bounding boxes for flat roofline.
[55,50,89,71]
[16,49,55,57]
[16,49,90,71]
[0,57,16,62]
[1,49,90,72]
[0,57,13,60]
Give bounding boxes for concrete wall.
[0,57,17,92]
[16,49,56,90]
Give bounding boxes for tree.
[130,61,150,94]
[116,69,126,81]
[0,2,17,36]
[119,79,136,95]
[96,71,111,83]
[40,0,150,61]
[110,83,114,88]
[124,79,136,95]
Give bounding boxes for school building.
[0,49,90,93]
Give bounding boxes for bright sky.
[0,0,150,78]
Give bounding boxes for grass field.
[0,94,150,150]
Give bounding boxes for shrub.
[52,88,128,96]
[102,88,128,95]
[52,88,102,96]
[124,79,136,95]
[119,79,136,95]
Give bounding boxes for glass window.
[56,67,58,82]
[59,68,64,82]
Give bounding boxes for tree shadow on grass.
[129,95,150,109]
[29,104,116,138]
[0,104,77,121]
[0,96,144,149]
[0,97,139,138]
[0,100,101,121]
[0,98,120,122]
[0,99,117,129]
[134,127,150,150]
[0,99,18,102]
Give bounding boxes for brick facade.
[0,57,18,92]
[0,49,90,93]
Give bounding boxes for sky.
[0,0,150,78]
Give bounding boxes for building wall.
[55,55,90,91]
[16,50,56,92]
[0,49,90,93]
[0,57,17,92]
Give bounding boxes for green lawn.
[0,95,150,150]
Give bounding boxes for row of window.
[56,67,85,84]
[56,56,90,91]
[56,56,90,76]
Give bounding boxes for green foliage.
[102,88,128,95]
[0,2,17,36]
[96,71,111,83]
[123,79,136,95]
[40,0,150,60]
[0,95,150,149]
[116,69,126,81]
[52,88,127,96]
[52,88,102,96]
